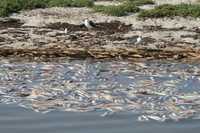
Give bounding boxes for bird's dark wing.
[80,21,85,28]
[89,21,96,27]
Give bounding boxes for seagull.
[127,33,142,45]
[64,28,68,34]
[136,35,142,44]
[135,32,142,44]
[82,18,96,29]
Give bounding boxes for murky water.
[1,104,200,133]
[0,58,200,123]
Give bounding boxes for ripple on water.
[0,58,200,122]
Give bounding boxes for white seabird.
[64,28,68,34]
[82,18,96,29]
[135,32,142,44]
[136,36,142,44]
[127,34,142,45]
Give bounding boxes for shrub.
[48,0,93,7]
[93,4,139,16]
[0,0,23,16]
[93,0,153,16]
[127,0,154,6]
[48,0,73,7]
[71,0,94,7]
[138,4,200,18]
[0,0,51,16]
[22,0,50,9]
[0,0,94,17]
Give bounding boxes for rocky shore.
[1,0,200,60]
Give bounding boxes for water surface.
[1,103,200,133]
[0,58,200,123]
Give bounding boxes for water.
[0,57,200,131]
[1,104,200,133]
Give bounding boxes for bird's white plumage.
[83,19,95,29]
[135,31,143,45]
[136,36,142,44]
[64,28,68,34]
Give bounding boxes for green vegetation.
[0,0,93,17]
[48,0,93,7]
[0,0,51,16]
[0,0,154,17]
[93,3,139,17]
[93,0,154,16]
[127,0,154,6]
[138,4,200,18]
[2,0,200,19]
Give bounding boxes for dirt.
[0,18,24,30]
[46,21,132,34]
[0,17,200,60]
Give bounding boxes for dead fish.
[147,115,166,122]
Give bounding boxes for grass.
[93,0,154,16]
[3,0,199,19]
[0,0,93,17]
[127,0,154,6]
[48,0,93,7]
[138,4,200,18]
[0,0,154,17]
[0,0,53,16]
[93,3,139,16]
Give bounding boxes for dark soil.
[0,18,24,30]
[46,21,132,34]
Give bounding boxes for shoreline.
[1,0,200,60]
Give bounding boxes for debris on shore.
[0,17,200,60]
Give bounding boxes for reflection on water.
[0,58,200,122]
